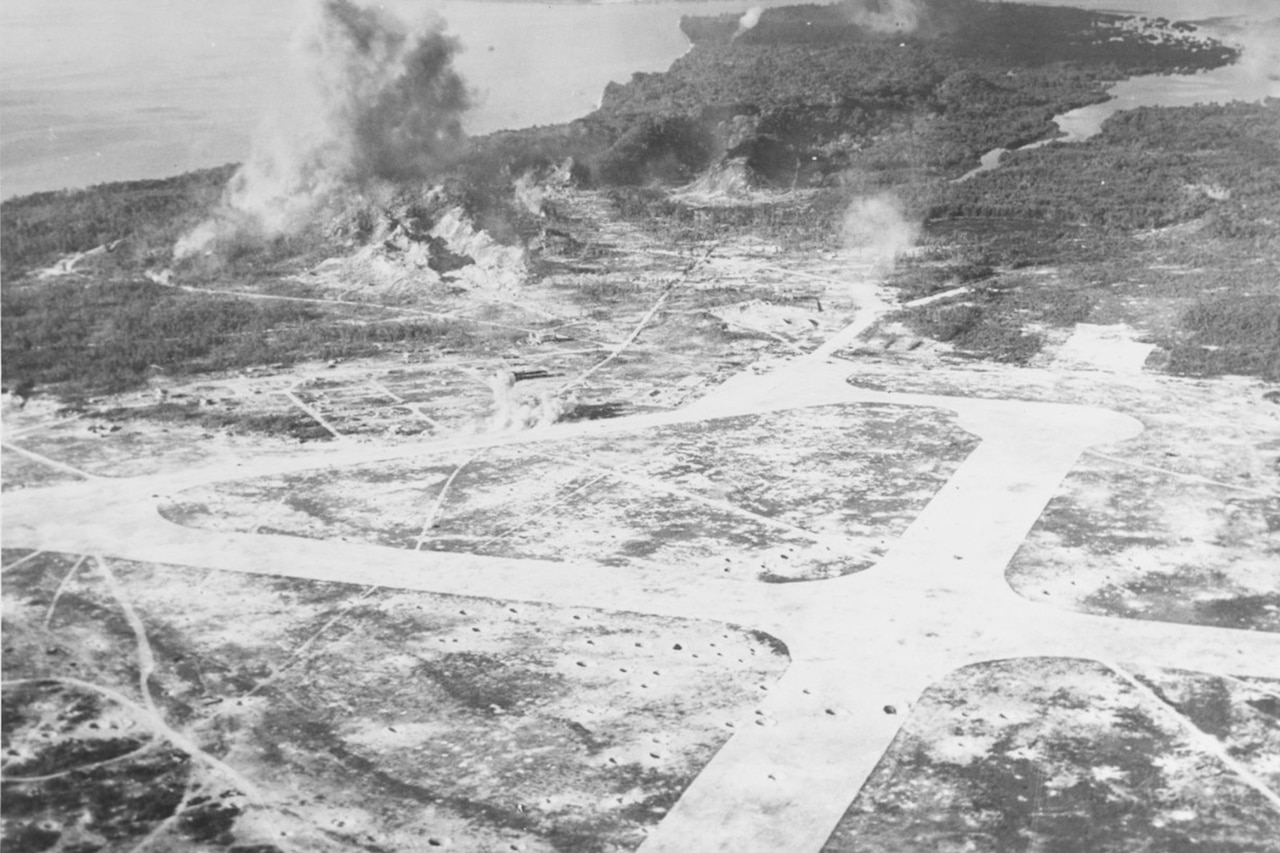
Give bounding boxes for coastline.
[6,0,1275,202]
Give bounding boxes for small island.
[2,2,1277,851]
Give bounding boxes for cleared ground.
[3,552,788,853]
[3,159,1279,852]
[4,282,1278,851]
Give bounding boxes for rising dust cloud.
[737,0,925,39]
[176,0,471,258]
[841,193,920,269]
[842,0,925,33]
[733,7,764,39]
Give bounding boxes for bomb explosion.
[4,1,1278,851]
[176,0,471,257]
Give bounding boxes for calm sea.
[1,0,1275,200]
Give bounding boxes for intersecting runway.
[7,323,1280,851]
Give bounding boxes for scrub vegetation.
[1,278,468,394]
[1,0,1275,396]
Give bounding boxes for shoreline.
[4,0,1271,203]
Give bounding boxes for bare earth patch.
[1,447,85,492]
[160,403,978,583]
[1,550,788,852]
[825,657,1280,852]
[1008,459,1280,632]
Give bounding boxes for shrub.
[0,279,464,395]
[1166,296,1280,381]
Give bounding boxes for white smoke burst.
[841,193,919,271]
[176,0,471,259]
[733,7,764,40]
[843,0,922,34]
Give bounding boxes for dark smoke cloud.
[177,0,471,257]
[318,0,470,182]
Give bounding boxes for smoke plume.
[841,0,924,34]
[841,193,919,270]
[733,7,764,40]
[176,0,471,258]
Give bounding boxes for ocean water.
[1,0,1276,200]
[0,0,799,199]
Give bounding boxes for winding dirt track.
[5,313,1279,851]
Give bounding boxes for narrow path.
[2,441,99,480]
[280,389,346,441]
